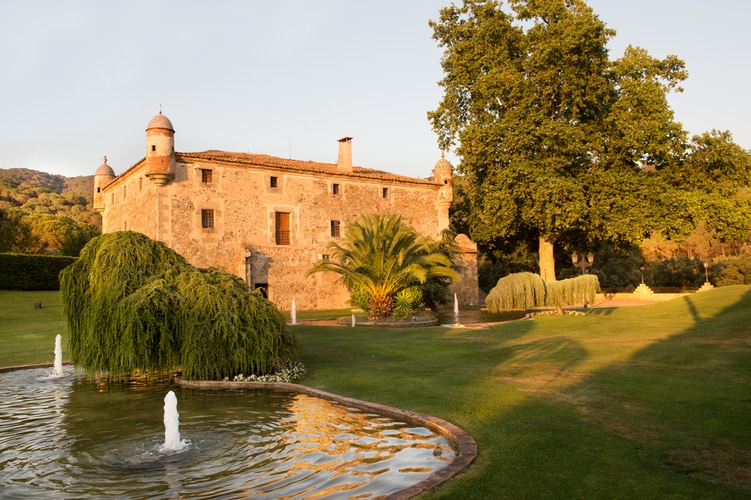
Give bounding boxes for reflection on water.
[437,308,528,325]
[0,367,454,499]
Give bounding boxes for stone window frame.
[275,211,291,245]
[195,200,223,238]
[201,209,215,230]
[332,183,340,195]
[193,165,221,190]
[201,168,213,185]
[270,176,279,189]
[330,220,341,238]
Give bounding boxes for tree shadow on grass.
[563,288,751,491]
[489,336,589,393]
[428,288,751,499]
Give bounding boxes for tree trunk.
[538,235,557,283]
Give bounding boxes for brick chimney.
[337,137,353,172]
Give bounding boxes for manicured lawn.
[0,290,66,366]
[2,287,750,497]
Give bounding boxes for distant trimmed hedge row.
[0,253,77,290]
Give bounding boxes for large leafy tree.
[0,208,42,253]
[307,214,459,319]
[430,0,687,280]
[664,130,751,244]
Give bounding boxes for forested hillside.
[0,168,100,255]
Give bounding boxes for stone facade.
[95,111,478,310]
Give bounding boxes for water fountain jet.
[0,368,470,498]
[161,390,187,452]
[51,334,64,378]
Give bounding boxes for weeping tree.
[60,231,297,380]
[307,214,459,319]
[486,272,599,315]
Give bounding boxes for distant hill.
[0,168,93,197]
[0,168,99,229]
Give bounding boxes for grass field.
[2,287,750,498]
[0,290,66,366]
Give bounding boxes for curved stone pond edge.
[178,378,478,500]
[1,363,477,499]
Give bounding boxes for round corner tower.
[145,109,176,186]
[433,152,454,233]
[93,156,116,213]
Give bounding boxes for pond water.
[0,366,455,499]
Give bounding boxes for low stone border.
[177,378,478,499]
[0,364,477,498]
[0,362,72,373]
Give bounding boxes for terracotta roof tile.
[176,150,439,186]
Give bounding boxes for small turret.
[145,108,175,186]
[93,156,116,213]
[433,152,453,202]
[433,152,454,232]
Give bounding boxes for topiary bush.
[60,231,297,381]
[486,272,600,313]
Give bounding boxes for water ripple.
[0,367,454,499]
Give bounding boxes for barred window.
[201,169,213,184]
[201,209,215,229]
[330,220,341,238]
[382,187,389,199]
[332,183,340,195]
[270,176,278,188]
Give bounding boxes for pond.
[0,366,456,499]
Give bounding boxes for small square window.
[270,176,278,188]
[201,169,213,184]
[332,183,340,195]
[201,209,215,229]
[382,187,389,199]
[330,220,341,238]
[321,254,330,261]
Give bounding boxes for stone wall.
[101,157,469,311]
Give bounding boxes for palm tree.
[307,214,459,319]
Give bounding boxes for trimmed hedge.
[0,253,77,290]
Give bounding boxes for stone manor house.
[94,110,478,310]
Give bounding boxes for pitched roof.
[176,150,439,186]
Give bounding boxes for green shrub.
[652,256,705,288]
[486,272,600,313]
[0,253,77,290]
[486,272,547,311]
[713,254,751,286]
[392,286,422,318]
[60,231,297,381]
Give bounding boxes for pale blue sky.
[1,1,749,179]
